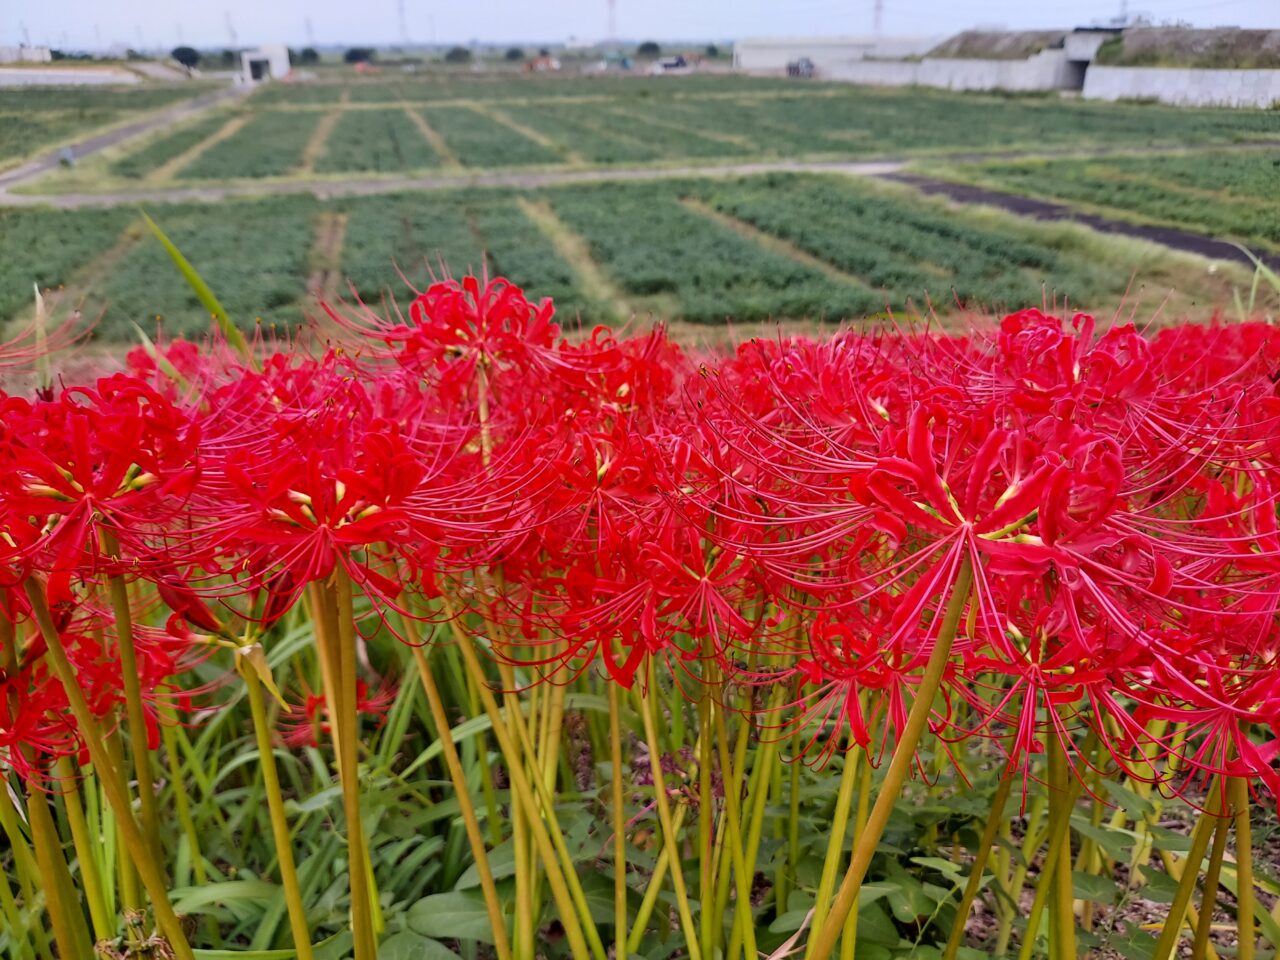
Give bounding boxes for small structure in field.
[239,44,291,84]
[0,45,52,64]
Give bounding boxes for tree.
[504,46,525,61]
[171,46,200,69]
[705,44,720,58]
[344,47,375,64]
[220,49,237,67]
[299,47,320,65]
[637,41,661,57]
[444,46,472,64]
[538,47,551,57]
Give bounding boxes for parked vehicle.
[787,56,816,78]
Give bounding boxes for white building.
[733,36,940,72]
[0,45,53,64]
[239,44,291,83]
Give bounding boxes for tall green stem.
[1230,776,1256,960]
[1151,782,1222,960]
[609,682,629,953]
[243,656,316,960]
[100,529,164,867]
[23,579,195,960]
[942,764,1013,960]
[1191,809,1230,960]
[640,660,703,960]
[807,555,974,960]
[408,640,512,960]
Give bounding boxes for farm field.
[928,149,1280,251]
[0,83,214,166]
[0,173,1252,340]
[16,73,1280,191]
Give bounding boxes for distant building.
[0,45,53,64]
[239,44,291,83]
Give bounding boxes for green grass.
[418,106,560,167]
[934,151,1280,250]
[178,111,320,180]
[314,109,441,174]
[108,113,232,179]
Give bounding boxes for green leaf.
[769,909,812,934]
[1100,780,1155,820]
[1072,819,1137,862]
[1071,870,1118,904]
[140,210,252,362]
[407,891,498,944]
[378,931,461,960]
[172,879,278,915]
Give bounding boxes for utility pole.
[873,0,884,36]
[397,0,410,44]
[305,17,316,46]
[607,0,617,41]
[225,10,238,46]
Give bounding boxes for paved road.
[881,172,1280,272]
[0,83,249,192]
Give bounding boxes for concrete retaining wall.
[0,66,140,86]
[1083,65,1280,107]
[826,49,1076,91]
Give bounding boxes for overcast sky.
[5,0,1275,50]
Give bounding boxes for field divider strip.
[515,197,633,325]
[298,111,343,176]
[465,102,585,164]
[404,108,463,170]
[605,105,755,150]
[148,113,249,183]
[306,210,350,304]
[679,197,876,291]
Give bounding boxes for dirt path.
[306,211,349,302]
[0,159,904,208]
[149,114,249,182]
[297,111,342,176]
[516,197,633,323]
[680,197,874,289]
[0,84,247,190]
[403,108,463,170]
[468,103,586,164]
[880,172,1280,273]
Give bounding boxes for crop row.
[177,110,321,179]
[108,113,232,179]
[958,151,1280,250]
[545,181,880,322]
[417,106,561,167]
[314,109,441,173]
[0,108,120,164]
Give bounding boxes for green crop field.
[933,150,1280,251]
[0,172,1250,340]
[0,83,212,165]
[108,113,232,179]
[177,110,321,179]
[314,109,441,173]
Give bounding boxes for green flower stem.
[23,578,195,960]
[100,529,164,868]
[807,555,974,960]
[712,680,758,960]
[698,674,715,960]
[806,744,863,959]
[26,780,93,959]
[942,764,1013,960]
[407,638,512,960]
[627,805,690,955]
[609,681,629,954]
[641,659,703,960]
[839,747,873,960]
[54,755,111,941]
[1151,782,1222,960]
[1048,733,1076,960]
[1191,807,1230,960]
[102,726,141,913]
[446,607,598,960]
[1230,776,1256,960]
[1016,774,1083,960]
[243,654,317,960]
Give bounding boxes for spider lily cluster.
[0,276,1276,960]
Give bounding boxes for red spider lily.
[279,676,396,749]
